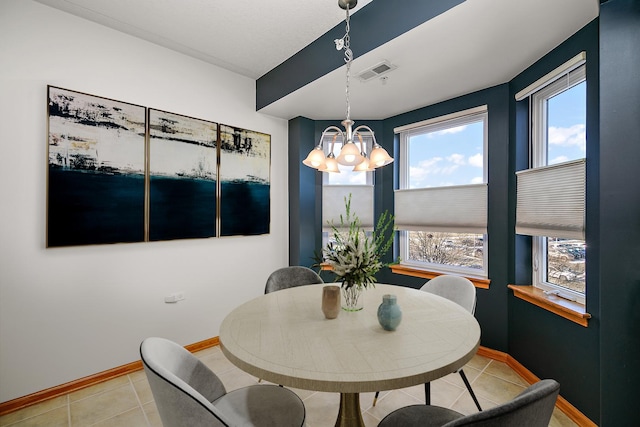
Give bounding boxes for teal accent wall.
[288,117,322,267]
[598,0,640,424]
[509,20,601,422]
[287,1,640,424]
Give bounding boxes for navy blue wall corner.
[288,117,323,267]
[513,94,533,285]
[286,10,640,423]
[599,0,640,425]
[508,20,601,423]
[376,84,512,352]
[257,0,464,110]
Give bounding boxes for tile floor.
[0,346,579,427]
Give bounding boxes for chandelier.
[302,0,393,173]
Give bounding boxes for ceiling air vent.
[356,60,397,82]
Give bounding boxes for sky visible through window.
[408,121,484,188]
[406,82,585,189]
[547,81,586,164]
[329,82,585,188]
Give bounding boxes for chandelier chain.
[344,6,352,122]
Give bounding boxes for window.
[527,62,586,303]
[322,133,374,246]
[395,106,488,277]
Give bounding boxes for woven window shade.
[516,159,585,239]
[394,184,487,234]
[322,185,374,231]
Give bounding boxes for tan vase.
[322,285,341,319]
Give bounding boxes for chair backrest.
[444,379,560,427]
[264,266,323,294]
[420,275,476,314]
[140,337,230,427]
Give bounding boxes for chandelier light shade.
[302,0,394,173]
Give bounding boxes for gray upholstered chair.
[420,275,482,411]
[264,266,323,294]
[378,379,560,427]
[140,337,306,427]
[374,275,482,411]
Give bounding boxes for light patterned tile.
[142,402,162,427]
[0,406,68,427]
[291,387,316,401]
[450,390,497,416]
[216,367,260,391]
[465,354,492,371]
[0,348,579,427]
[440,367,482,389]
[132,377,154,405]
[127,370,147,383]
[483,360,529,386]
[370,389,391,407]
[199,351,239,377]
[362,410,381,427]
[365,389,422,421]
[428,378,466,408]
[70,383,138,426]
[393,383,424,404]
[357,391,381,412]
[69,375,130,402]
[549,407,580,427]
[90,407,148,427]
[470,372,527,403]
[301,391,340,427]
[0,396,67,426]
[194,346,222,359]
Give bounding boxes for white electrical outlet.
[164,292,186,303]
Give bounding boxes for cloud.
[548,124,586,150]
[549,155,569,165]
[428,125,467,137]
[447,153,465,165]
[470,176,484,184]
[468,153,483,168]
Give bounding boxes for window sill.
[507,284,591,327]
[389,264,490,289]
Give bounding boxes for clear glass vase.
[342,283,364,311]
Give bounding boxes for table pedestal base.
[336,392,364,427]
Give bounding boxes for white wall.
[0,0,289,402]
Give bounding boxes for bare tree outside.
[408,231,483,271]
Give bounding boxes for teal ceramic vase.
[377,294,402,331]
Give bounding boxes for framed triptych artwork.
[219,125,270,236]
[47,87,146,247]
[148,109,218,241]
[46,86,271,247]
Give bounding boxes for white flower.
[321,195,394,290]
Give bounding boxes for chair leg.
[373,391,380,406]
[424,382,430,405]
[458,369,482,411]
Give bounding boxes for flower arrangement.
[322,195,395,308]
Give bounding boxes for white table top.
[219,283,481,393]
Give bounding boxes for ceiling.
[34,0,599,120]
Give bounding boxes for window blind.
[322,185,374,231]
[515,51,586,101]
[516,159,585,239]
[394,184,487,234]
[393,105,487,134]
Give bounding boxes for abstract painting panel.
[148,109,217,241]
[219,124,270,236]
[47,86,146,247]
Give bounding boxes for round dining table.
[219,283,480,427]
